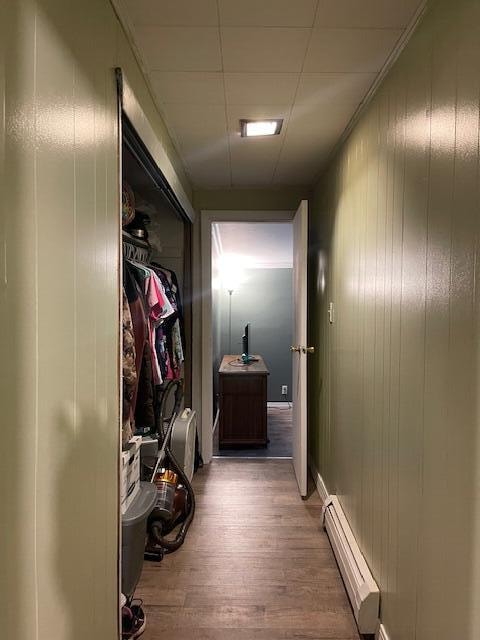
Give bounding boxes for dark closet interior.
[120,115,195,636]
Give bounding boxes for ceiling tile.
[315,0,422,29]
[224,73,299,105]
[287,102,354,138]
[161,104,229,162]
[135,26,222,71]
[232,162,275,187]
[304,28,403,73]
[186,155,231,187]
[221,27,311,72]
[273,159,323,185]
[124,0,219,26]
[219,0,318,27]
[149,72,225,105]
[229,149,280,185]
[181,137,230,164]
[279,133,335,166]
[296,72,377,107]
[162,103,227,136]
[230,135,284,163]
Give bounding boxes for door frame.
[116,69,195,636]
[199,209,297,463]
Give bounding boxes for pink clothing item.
[145,274,163,323]
[144,271,174,384]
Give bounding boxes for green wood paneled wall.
[309,1,480,638]
[0,1,191,639]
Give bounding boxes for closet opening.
[120,113,197,638]
[211,222,294,459]
[122,116,193,406]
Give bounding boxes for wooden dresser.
[218,355,269,448]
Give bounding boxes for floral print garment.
[122,288,137,445]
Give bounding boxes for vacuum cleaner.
[143,379,196,561]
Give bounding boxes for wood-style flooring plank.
[136,459,360,640]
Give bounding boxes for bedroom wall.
[214,267,293,402]
[308,1,480,638]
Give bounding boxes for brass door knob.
[302,346,315,354]
[290,345,301,352]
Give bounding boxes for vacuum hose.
[149,380,196,553]
[150,444,195,552]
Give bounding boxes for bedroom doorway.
[211,221,294,459]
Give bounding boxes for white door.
[292,200,309,497]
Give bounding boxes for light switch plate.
[328,301,334,324]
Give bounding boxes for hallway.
[4,2,480,639]
[137,460,359,639]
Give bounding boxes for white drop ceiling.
[116,0,423,188]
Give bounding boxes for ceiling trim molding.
[249,261,293,269]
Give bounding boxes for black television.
[242,324,249,358]
[241,324,257,364]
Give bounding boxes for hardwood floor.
[137,459,360,640]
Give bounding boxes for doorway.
[211,222,294,458]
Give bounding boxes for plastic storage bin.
[122,481,156,598]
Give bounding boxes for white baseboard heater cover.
[377,624,390,640]
[322,495,380,634]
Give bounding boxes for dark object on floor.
[122,600,146,639]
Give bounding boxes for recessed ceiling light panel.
[240,119,283,137]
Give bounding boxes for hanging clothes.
[122,288,136,445]
[151,263,185,381]
[127,260,174,385]
[122,254,185,442]
[124,262,149,433]
[134,342,155,434]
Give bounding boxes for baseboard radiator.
[377,624,390,640]
[322,495,380,634]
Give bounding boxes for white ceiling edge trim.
[248,262,293,269]
[313,0,428,186]
[119,70,196,223]
[204,210,294,220]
